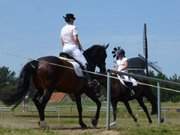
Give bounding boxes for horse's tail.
[0,60,38,107]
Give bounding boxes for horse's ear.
[104,43,109,49]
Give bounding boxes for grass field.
[0,100,180,135]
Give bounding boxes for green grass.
[0,101,180,135]
[0,128,56,135]
[0,125,179,135]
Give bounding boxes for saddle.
[59,52,85,77]
[59,52,98,88]
[59,52,85,69]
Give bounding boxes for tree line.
[0,66,180,102]
[148,71,180,102]
[0,66,17,91]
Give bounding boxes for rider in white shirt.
[116,49,129,82]
[60,13,87,68]
[60,13,95,86]
[116,49,137,95]
[116,53,128,73]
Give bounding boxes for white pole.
[157,82,161,126]
[106,71,111,130]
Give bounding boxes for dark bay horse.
[0,44,109,129]
[91,72,157,124]
[110,75,157,124]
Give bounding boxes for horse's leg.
[33,90,52,128]
[111,99,118,122]
[123,101,137,122]
[75,95,87,129]
[85,90,101,128]
[108,99,118,126]
[33,93,47,128]
[137,98,152,123]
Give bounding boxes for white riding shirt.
[61,24,78,45]
[116,57,128,72]
[60,24,87,68]
[116,57,138,86]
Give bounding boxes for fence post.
[106,71,111,130]
[157,82,161,126]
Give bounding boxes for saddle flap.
[59,56,84,77]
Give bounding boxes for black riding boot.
[125,82,135,96]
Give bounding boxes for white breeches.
[63,44,87,68]
[117,75,138,86]
[117,69,138,86]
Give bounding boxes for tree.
[149,70,180,102]
[0,66,17,90]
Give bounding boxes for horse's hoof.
[149,120,152,124]
[39,121,49,129]
[80,123,87,129]
[91,118,98,128]
[160,118,164,123]
[110,121,116,127]
[134,118,138,122]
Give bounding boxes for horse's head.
[84,43,109,73]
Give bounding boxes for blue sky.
[0,0,180,76]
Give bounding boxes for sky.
[0,0,180,77]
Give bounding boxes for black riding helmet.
[116,49,125,59]
[112,46,126,59]
[63,13,76,23]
